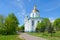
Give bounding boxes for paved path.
[19,33,47,40]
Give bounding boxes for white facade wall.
[30,12,40,18]
[24,20,29,32]
[24,18,42,32]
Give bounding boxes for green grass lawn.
[0,35,23,40]
[28,31,60,40]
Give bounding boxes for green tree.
[0,15,5,34]
[0,15,4,28]
[36,22,40,32]
[5,13,19,35]
[39,21,46,33]
[17,25,24,32]
[48,23,55,36]
[36,18,51,33]
[20,25,24,32]
[40,18,51,32]
[42,18,51,28]
[53,18,60,31]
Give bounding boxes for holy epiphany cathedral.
[24,5,43,32]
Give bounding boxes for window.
[38,21,39,23]
[32,20,34,26]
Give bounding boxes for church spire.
[30,0,40,18]
[34,4,36,10]
[32,4,39,13]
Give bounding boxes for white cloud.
[44,6,60,12]
[12,0,26,17]
[17,9,26,17]
[22,10,26,16]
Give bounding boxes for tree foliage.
[5,13,19,35]
[42,18,51,27]
[36,18,51,32]
[36,22,40,32]
[0,15,4,28]
[39,21,46,32]
[53,18,60,31]
[20,25,24,32]
[48,23,54,33]
[0,15,5,34]
[17,25,24,32]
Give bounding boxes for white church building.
[24,5,43,32]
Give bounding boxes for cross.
[34,0,38,6]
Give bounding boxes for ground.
[0,31,60,40]
[0,35,23,40]
[28,31,60,40]
[0,33,47,40]
[19,33,47,40]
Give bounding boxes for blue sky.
[0,0,60,25]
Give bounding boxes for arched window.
[32,20,34,26]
